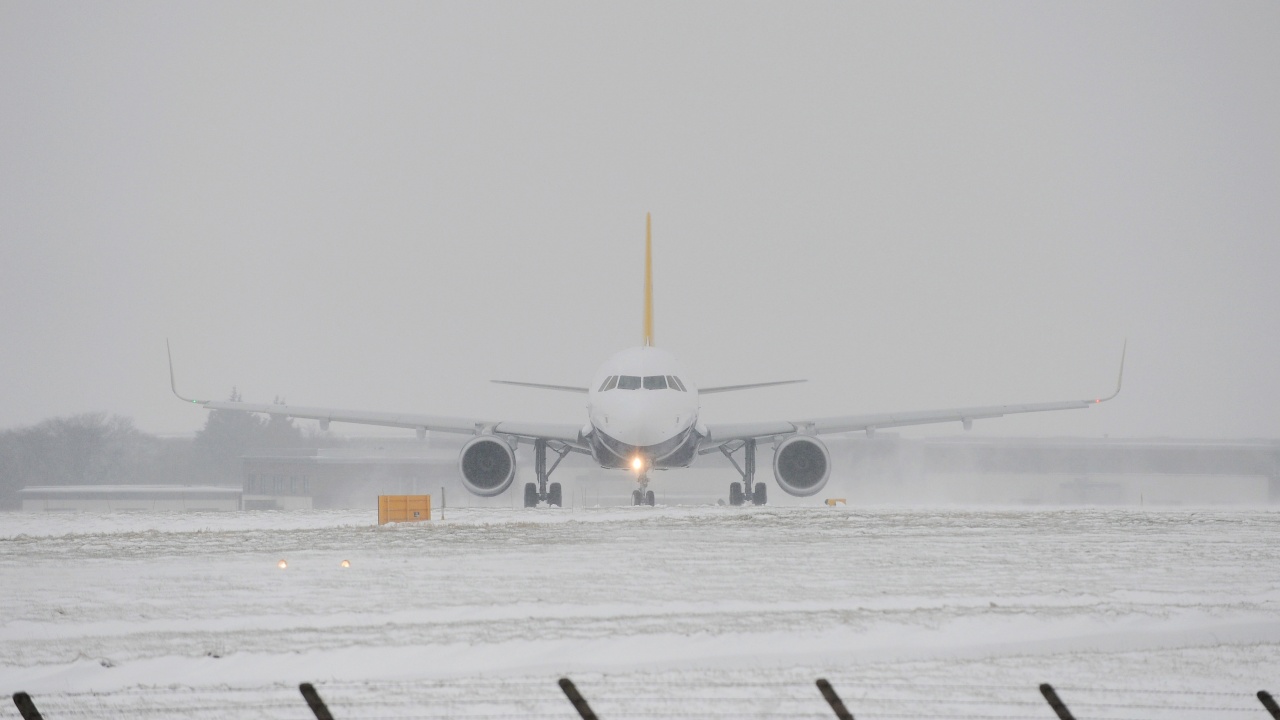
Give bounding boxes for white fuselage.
[585,347,703,471]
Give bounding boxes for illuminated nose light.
[632,456,643,471]
[340,560,351,568]
[277,559,288,570]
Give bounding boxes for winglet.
[643,213,654,347]
[1095,339,1126,403]
[167,339,206,404]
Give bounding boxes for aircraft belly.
[590,425,699,469]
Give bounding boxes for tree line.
[0,390,329,509]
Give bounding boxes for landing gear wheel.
[645,490,655,506]
[632,489,643,506]
[529,439,571,510]
[721,439,758,508]
[752,483,767,506]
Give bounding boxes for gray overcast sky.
[1,2,1277,439]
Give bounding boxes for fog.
[2,3,1277,440]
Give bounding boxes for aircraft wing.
[491,420,586,445]
[200,400,482,434]
[169,344,586,447]
[799,398,1108,435]
[193,399,586,446]
[701,343,1125,449]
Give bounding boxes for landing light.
[632,456,643,471]
[277,559,288,570]
[340,559,351,568]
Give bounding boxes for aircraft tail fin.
[643,213,655,347]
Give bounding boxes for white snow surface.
[2,506,1278,719]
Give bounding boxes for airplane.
[169,214,1124,507]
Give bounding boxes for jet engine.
[459,436,516,497]
[772,435,831,497]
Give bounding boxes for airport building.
[20,485,242,512]
[837,436,1280,506]
[233,435,1280,509]
[240,442,462,510]
[14,437,1277,511]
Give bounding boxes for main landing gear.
[720,438,767,506]
[524,439,571,508]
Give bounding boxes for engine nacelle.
[459,436,516,497]
[772,435,831,497]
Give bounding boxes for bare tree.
[0,413,153,508]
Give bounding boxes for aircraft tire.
[752,483,767,506]
[729,482,743,507]
[549,482,562,507]
[632,490,643,506]
[523,483,538,508]
[645,490,655,506]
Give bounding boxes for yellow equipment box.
[378,495,432,524]
[825,498,847,506]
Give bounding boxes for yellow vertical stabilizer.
[644,213,655,347]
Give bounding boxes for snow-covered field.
[2,506,1278,719]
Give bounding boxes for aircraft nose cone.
[606,408,680,448]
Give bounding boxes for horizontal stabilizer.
[700,379,807,395]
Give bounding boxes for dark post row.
[11,682,1279,718]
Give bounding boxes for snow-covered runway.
[2,506,1278,719]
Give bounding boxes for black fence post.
[11,693,44,720]
[1258,690,1280,719]
[1039,683,1076,720]
[299,682,336,720]
[815,678,855,720]
[559,678,600,720]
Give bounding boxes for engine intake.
[459,436,516,497]
[772,435,830,497]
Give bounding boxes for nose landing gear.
[720,438,767,506]
[632,474,655,506]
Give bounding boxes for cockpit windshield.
[602,374,685,391]
[616,375,642,390]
